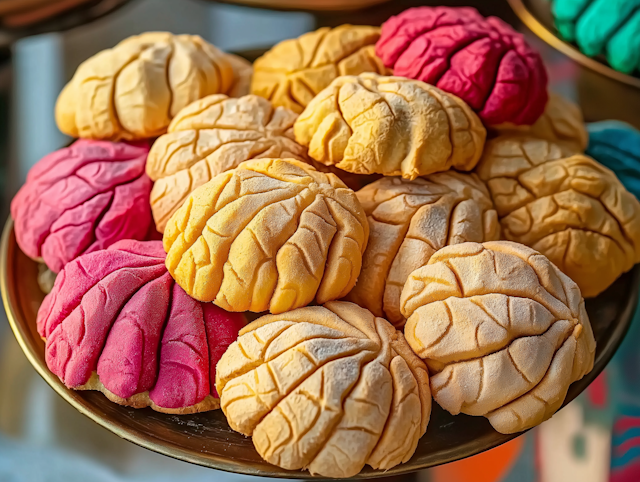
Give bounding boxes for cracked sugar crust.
[400,241,596,434]
[494,93,588,154]
[163,158,369,314]
[345,172,500,327]
[10,139,153,273]
[376,6,548,126]
[215,301,431,478]
[146,94,308,232]
[56,32,234,140]
[251,25,388,114]
[37,240,245,413]
[476,135,640,297]
[294,73,486,180]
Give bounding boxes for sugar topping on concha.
[476,135,640,297]
[216,301,431,478]
[252,25,388,113]
[401,241,595,434]
[294,73,486,179]
[11,139,154,273]
[146,94,308,232]
[163,158,369,313]
[376,6,548,126]
[38,240,245,414]
[346,171,500,327]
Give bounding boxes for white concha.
[400,241,595,434]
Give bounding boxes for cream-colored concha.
[251,25,387,113]
[216,301,431,478]
[146,94,307,232]
[346,172,500,327]
[163,158,369,313]
[495,93,588,153]
[476,135,640,297]
[294,73,486,179]
[401,241,596,434]
[225,54,253,97]
[56,32,234,140]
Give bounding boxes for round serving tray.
[2,216,638,478]
[507,0,640,89]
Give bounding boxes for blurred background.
[0,1,639,481]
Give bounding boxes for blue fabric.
[587,121,640,198]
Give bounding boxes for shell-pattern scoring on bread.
[56,32,234,140]
[10,139,153,273]
[146,94,308,232]
[495,93,588,153]
[163,159,369,313]
[251,25,388,114]
[400,241,596,434]
[294,73,486,180]
[476,135,640,297]
[376,6,548,126]
[346,172,500,327]
[215,301,431,478]
[37,240,246,414]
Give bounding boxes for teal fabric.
[608,10,640,73]
[552,0,591,41]
[550,0,640,73]
[586,121,640,196]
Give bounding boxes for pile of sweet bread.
[10,6,640,478]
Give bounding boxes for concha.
[163,158,369,313]
[294,73,486,179]
[401,241,596,434]
[216,301,431,478]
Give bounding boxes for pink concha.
[11,139,155,273]
[39,240,246,413]
[376,6,548,126]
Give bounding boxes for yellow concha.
[56,32,235,140]
[146,94,307,232]
[251,25,387,113]
[476,135,640,297]
[163,158,369,313]
[216,301,431,478]
[294,73,486,179]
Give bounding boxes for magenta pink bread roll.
[11,139,153,273]
[37,240,246,414]
[376,6,548,126]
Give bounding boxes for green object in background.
[551,0,591,41]
[607,10,640,73]
[550,0,640,74]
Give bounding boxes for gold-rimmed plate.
[508,0,640,89]
[2,216,638,478]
